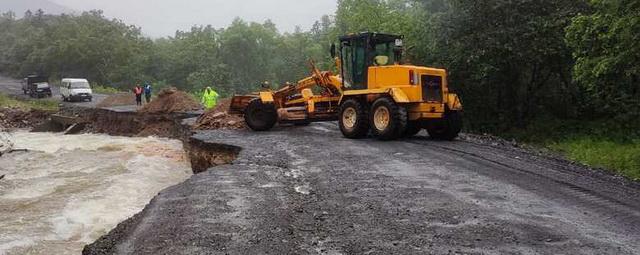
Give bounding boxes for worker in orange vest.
[134,85,143,106]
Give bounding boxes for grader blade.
[228,95,257,114]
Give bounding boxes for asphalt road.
[85,123,640,254]
[0,76,107,108]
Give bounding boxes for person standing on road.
[144,82,152,103]
[134,85,143,106]
[201,86,219,110]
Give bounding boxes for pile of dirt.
[96,93,135,108]
[0,107,51,131]
[139,87,201,114]
[194,99,245,130]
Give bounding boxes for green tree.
[566,0,640,125]
[426,0,588,130]
[0,10,149,87]
[218,19,281,92]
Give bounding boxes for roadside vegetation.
[91,85,122,94]
[0,93,58,111]
[551,138,640,181]
[0,0,637,179]
[503,118,640,180]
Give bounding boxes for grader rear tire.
[426,110,462,141]
[244,99,278,131]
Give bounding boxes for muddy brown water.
[0,131,192,255]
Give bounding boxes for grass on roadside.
[550,137,640,180]
[500,117,640,181]
[0,93,59,111]
[92,85,121,94]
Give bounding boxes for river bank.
[0,96,239,254]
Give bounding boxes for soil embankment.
[84,107,239,174]
[0,108,52,131]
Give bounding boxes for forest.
[0,0,638,174]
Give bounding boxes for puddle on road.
[0,131,192,255]
[294,183,312,195]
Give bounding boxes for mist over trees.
[0,0,638,133]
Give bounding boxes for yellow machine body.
[231,65,462,123]
[341,65,462,121]
[230,32,463,140]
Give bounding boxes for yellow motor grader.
[229,32,463,140]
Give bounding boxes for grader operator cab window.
[339,33,404,91]
[341,40,367,89]
[373,42,396,66]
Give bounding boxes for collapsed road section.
[0,89,241,254]
[84,123,640,254]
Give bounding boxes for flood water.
[0,132,192,255]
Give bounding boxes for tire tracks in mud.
[405,138,640,231]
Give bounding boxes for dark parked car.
[22,75,51,98]
[29,82,53,98]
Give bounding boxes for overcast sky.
[51,0,337,37]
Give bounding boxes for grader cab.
[230,32,463,141]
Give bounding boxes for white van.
[60,78,93,102]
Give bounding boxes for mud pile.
[139,87,201,114]
[194,99,245,130]
[0,107,51,131]
[96,93,135,108]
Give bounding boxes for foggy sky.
[50,0,337,37]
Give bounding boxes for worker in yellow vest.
[201,86,219,110]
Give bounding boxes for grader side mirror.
[330,43,336,58]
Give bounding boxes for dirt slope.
[140,88,201,114]
[0,108,52,131]
[194,99,245,130]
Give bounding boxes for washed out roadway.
[85,123,640,254]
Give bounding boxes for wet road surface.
[85,123,640,254]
